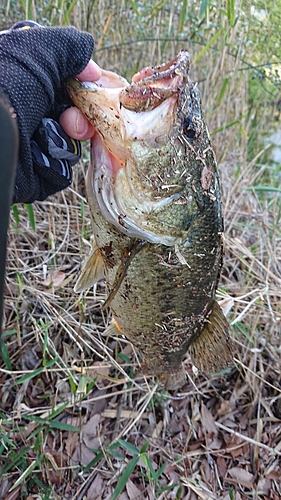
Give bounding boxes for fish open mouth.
[88,133,187,245]
[67,51,191,245]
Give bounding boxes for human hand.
[0,21,98,203]
[60,60,99,141]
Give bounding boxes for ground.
[0,155,280,499]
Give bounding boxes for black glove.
[0,21,94,203]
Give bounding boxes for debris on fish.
[66,51,233,390]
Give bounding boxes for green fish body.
[66,51,233,389]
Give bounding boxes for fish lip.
[132,50,190,85]
[66,51,190,92]
[66,51,190,101]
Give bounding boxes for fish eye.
[184,126,196,139]
[182,116,197,139]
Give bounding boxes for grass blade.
[49,421,79,431]
[210,117,242,135]
[199,0,209,18]
[142,455,156,481]
[227,0,235,26]
[83,451,104,473]
[127,0,139,16]
[12,204,20,225]
[112,455,139,500]
[64,0,79,24]
[118,439,139,455]
[24,204,36,231]
[193,28,223,63]
[245,186,281,193]
[140,441,149,453]
[11,458,40,490]
[25,0,36,20]
[217,77,230,106]
[48,402,69,420]
[233,323,255,344]
[0,337,12,370]
[155,462,167,479]
[0,433,16,450]
[179,0,187,32]
[229,487,235,500]
[23,415,47,423]
[15,358,58,385]
[1,447,31,474]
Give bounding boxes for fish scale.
[66,51,233,389]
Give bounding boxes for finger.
[76,59,102,82]
[59,107,95,140]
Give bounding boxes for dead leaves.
[85,473,104,499]
[227,467,254,488]
[70,414,102,467]
[2,190,281,499]
[42,270,66,288]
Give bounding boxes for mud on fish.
[66,51,233,390]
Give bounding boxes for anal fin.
[74,243,105,292]
[188,300,233,374]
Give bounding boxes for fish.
[66,51,233,390]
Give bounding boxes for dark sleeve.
[0,26,94,203]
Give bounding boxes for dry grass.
[1,175,281,500]
[1,1,281,499]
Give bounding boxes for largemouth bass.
[66,51,233,390]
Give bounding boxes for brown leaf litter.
[0,155,281,499]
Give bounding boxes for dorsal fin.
[188,300,233,374]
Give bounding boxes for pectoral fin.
[103,320,123,337]
[189,300,233,374]
[74,244,105,292]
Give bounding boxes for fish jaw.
[66,52,196,246]
[65,65,184,154]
